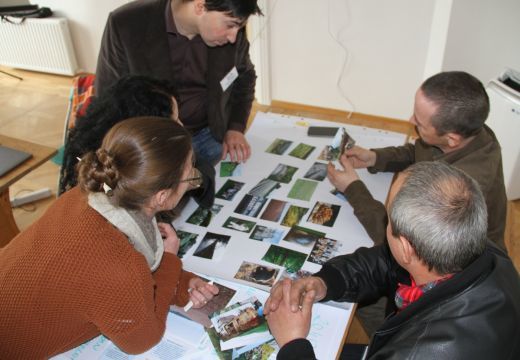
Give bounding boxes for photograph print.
[265,138,293,155]
[192,232,231,261]
[234,194,268,218]
[317,145,340,161]
[307,237,342,265]
[261,245,308,273]
[307,201,340,227]
[287,179,318,201]
[247,178,281,198]
[209,297,267,343]
[260,199,290,222]
[234,261,280,287]
[289,143,316,160]
[283,225,325,247]
[175,230,199,258]
[267,163,299,184]
[304,162,328,181]
[220,161,243,177]
[223,216,256,233]
[249,225,284,244]
[280,205,309,227]
[186,203,224,227]
[216,179,245,201]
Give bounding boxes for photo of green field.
[289,143,316,160]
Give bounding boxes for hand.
[327,154,361,193]
[222,130,251,163]
[344,146,376,168]
[158,223,179,254]
[265,279,315,347]
[187,278,220,309]
[264,276,327,315]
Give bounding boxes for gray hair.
[389,162,487,275]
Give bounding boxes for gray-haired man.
[265,162,520,359]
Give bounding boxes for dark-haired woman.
[60,75,215,209]
[0,117,218,359]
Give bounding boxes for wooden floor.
[1,67,519,345]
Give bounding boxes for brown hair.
[77,116,192,210]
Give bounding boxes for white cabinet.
[486,69,520,200]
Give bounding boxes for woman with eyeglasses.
[0,117,219,359]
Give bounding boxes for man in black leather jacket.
[265,162,520,359]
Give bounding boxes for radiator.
[0,17,78,76]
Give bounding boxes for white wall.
[30,0,130,73]
[269,0,436,120]
[442,0,520,85]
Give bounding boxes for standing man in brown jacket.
[96,0,262,165]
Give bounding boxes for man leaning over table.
[328,71,507,250]
[264,161,520,360]
[96,0,263,165]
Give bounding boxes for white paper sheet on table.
[174,111,406,290]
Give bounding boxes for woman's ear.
[152,189,171,208]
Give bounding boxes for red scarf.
[395,274,453,311]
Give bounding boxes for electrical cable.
[327,0,355,119]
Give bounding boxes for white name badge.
[220,66,239,92]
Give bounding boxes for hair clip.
[102,182,113,196]
[76,157,82,162]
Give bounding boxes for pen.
[184,280,214,312]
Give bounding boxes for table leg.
[0,187,20,248]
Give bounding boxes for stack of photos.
[307,201,340,227]
[234,261,280,287]
[187,204,224,227]
[318,145,340,161]
[308,237,342,265]
[193,232,231,261]
[209,297,271,351]
[265,138,293,155]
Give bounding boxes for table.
[54,112,407,359]
[0,134,57,247]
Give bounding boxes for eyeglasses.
[177,167,202,189]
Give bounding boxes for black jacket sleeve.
[314,244,400,305]
[189,158,215,209]
[277,339,317,360]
